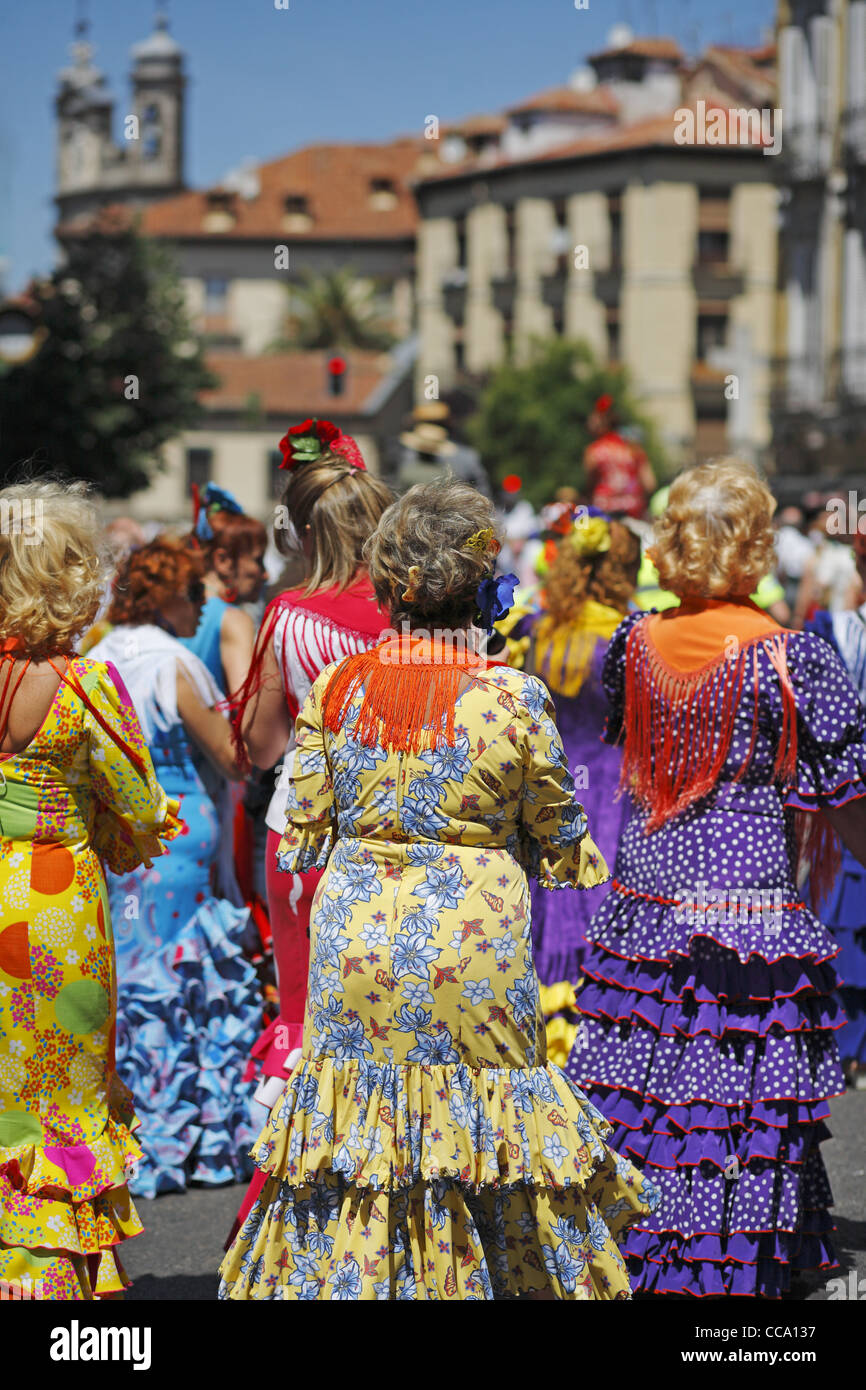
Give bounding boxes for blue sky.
[0,0,775,292]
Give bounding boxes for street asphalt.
[121,1090,866,1302]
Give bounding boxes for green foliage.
[0,221,215,498]
[272,268,394,352]
[466,337,668,507]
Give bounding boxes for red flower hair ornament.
[278,417,366,472]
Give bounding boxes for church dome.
[131,12,183,62]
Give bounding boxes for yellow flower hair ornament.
[570,508,611,559]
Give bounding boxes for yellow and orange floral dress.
[0,657,180,1299]
[220,662,660,1300]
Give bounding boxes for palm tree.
[271,268,394,352]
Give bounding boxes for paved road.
[122,1091,865,1302]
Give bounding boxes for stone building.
[415,32,779,469]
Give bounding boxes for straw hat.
[399,422,457,456]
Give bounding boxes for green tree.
[272,268,394,352]
[0,218,215,497]
[467,337,668,507]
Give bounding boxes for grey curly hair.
[364,476,499,628]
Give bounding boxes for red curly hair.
[107,537,205,626]
[187,510,267,567]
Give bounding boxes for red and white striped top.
[266,604,385,832]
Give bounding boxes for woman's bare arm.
[824,799,866,869]
[220,606,257,699]
[176,664,245,781]
[241,640,292,770]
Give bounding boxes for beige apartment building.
[53,16,783,513]
[415,35,779,468]
[773,0,866,492]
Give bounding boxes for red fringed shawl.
[321,636,491,755]
[619,615,841,911]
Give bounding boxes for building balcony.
[692,262,744,299]
[490,272,516,316]
[540,269,567,309]
[593,260,622,307]
[441,270,468,323]
[842,106,866,164]
[690,362,728,414]
[778,122,835,182]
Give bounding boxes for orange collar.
[647,596,784,673]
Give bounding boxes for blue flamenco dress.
[89,625,261,1197]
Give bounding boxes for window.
[284,194,309,216]
[455,214,467,270]
[186,448,212,492]
[504,204,517,275]
[141,103,162,159]
[697,230,730,265]
[608,194,622,269]
[204,278,229,315]
[608,316,620,363]
[369,178,398,211]
[697,313,728,362]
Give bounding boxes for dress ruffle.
[567,886,845,1296]
[115,896,262,1198]
[219,1054,659,1300]
[276,823,334,874]
[533,831,609,892]
[0,1083,144,1301]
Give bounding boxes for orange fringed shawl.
[322,635,491,755]
[618,599,841,909]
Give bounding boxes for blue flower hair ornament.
[192,482,244,544]
[476,572,519,636]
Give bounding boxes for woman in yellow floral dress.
[220,478,659,1301]
[0,481,180,1300]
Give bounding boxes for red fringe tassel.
[620,625,799,833]
[322,643,480,754]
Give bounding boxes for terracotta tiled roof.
[588,36,684,64]
[505,86,619,117]
[201,350,394,415]
[416,102,771,187]
[133,138,424,241]
[442,113,507,137]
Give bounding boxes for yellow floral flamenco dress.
[0,657,180,1299]
[220,651,660,1300]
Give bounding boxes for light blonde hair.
[277,455,393,594]
[366,476,499,627]
[0,479,109,659]
[651,458,776,599]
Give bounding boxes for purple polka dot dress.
[565,609,866,1297]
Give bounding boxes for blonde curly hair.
[0,480,109,659]
[365,476,499,627]
[651,458,776,599]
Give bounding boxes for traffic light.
[327,355,346,396]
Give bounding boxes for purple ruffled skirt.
[566,778,845,1297]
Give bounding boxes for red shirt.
[585,432,648,518]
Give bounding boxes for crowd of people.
[1,405,865,1302]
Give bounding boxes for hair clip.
[401,565,422,603]
[464,527,498,555]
